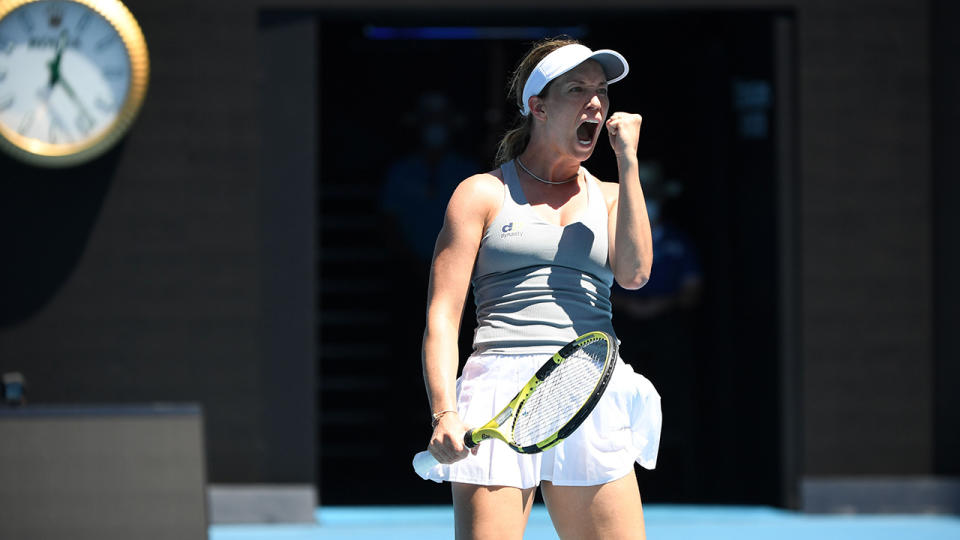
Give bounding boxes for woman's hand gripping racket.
[413,331,618,476]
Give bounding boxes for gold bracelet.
[431,409,458,428]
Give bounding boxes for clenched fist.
[606,112,642,157]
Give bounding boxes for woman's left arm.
[604,112,653,289]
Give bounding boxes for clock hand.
[47,31,67,88]
[46,34,97,132]
[57,75,96,129]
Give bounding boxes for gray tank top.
[471,160,617,354]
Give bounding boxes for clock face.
[0,0,148,166]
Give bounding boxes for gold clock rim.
[0,0,149,167]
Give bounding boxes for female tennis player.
[417,37,662,539]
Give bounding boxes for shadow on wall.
[0,145,121,327]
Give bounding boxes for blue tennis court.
[210,505,960,540]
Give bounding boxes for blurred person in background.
[381,91,480,270]
[611,161,702,321]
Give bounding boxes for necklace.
[516,157,580,185]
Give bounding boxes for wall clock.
[0,0,148,167]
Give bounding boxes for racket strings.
[512,340,608,446]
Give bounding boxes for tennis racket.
[413,331,617,477]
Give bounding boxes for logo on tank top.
[500,221,525,239]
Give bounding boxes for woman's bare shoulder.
[458,168,504,196]
[447,168,505,225]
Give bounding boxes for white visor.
[520,44,629,116]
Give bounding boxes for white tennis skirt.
[416,351,662,489]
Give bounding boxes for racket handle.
[463,429,477,448]
[412,450,439,477]
[413,432,477,477]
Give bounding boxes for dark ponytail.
[494,37,580,166]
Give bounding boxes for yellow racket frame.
[464,331,616,454]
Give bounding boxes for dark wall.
[258,13,318,484]
[797,0,932,476]
[932,0,960,476]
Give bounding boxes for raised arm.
[422,172,500,464]
[603,112,653,290]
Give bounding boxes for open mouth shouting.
[576,118,601,147]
